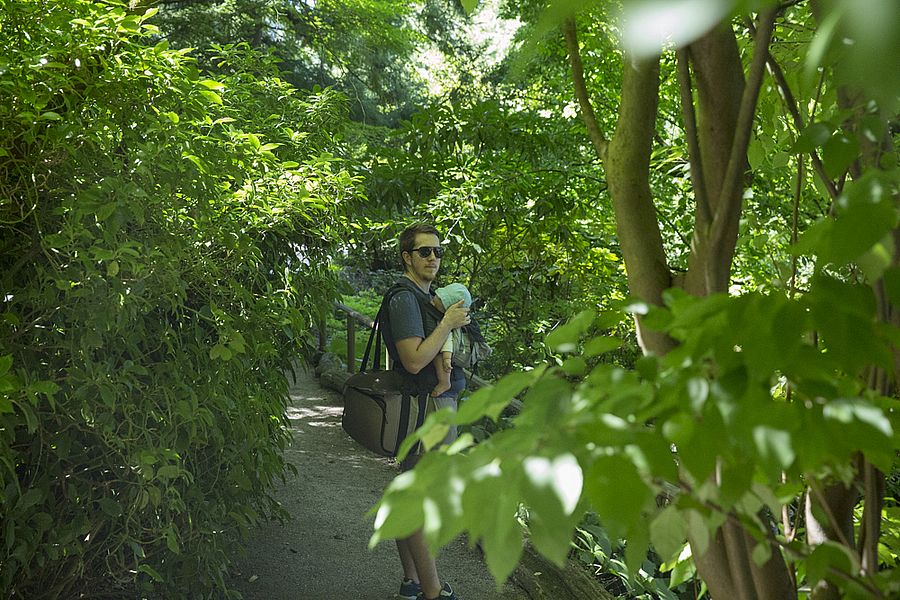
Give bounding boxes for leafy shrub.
[0,1,354,596]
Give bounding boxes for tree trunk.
[683,25,746,295]
[605,56,675,355]
[566,13,797,600]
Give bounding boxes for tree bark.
[806,483,858,600]
[605,55,675,355]
[563,18,608,162]
[682,24,746,296]
[564,11,799,600]
[564,18,672,355]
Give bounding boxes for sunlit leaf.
[620,0,733,58]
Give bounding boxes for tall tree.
[373,0,900,598]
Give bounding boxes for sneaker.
[417,582,457,600]
[399,578,421,600]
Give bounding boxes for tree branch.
[708,7,778,289]
[563,17,608,162]
[744,17,839,201]
[676,48,712,226]
[606,55,674,354]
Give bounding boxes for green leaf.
[98,497,122,517]
[823,399,892,437]
[799,192,898,267]
[560,356,587,376]
[156,465,181,479]
[460,0,479,15]
[198,90,223,105]
[198,79,225,91]
[753,426,796,478]
[546,309,595,353]
[29,381,59,396]
[165,527,180,554]
[751,540,772,566]
[650,506,688,562]
[456,365,546,423]
[0,355,11,377]
[371,474,426,546]
[523,453,583,516]
[523,454,584,565]
[584,456,652,540]
[137,564,163,582]
[462,464,524,583]
[17,488,44,511]
[857,233,895,282]
[546,323,579,352]
[583,336,622,357]
[667,545,696,587]
[822,132,860,179]
[806,541,859,586]
[624,522,650,573]
[790,122,833,153]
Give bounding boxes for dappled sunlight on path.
[228,367,527,600]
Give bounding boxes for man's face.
[405,232,441,283]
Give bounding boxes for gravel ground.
[228,368,528,600]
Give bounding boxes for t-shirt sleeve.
[389,290,425,342]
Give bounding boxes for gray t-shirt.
[388,283,465,397]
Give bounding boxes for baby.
[430,282,472,398]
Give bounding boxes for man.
[383,223,469,600]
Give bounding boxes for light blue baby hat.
[435,283,472,309]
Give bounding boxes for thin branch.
[709,8,779,280]
[676,48,712,225]
[562,17,609,161]
[789,156,804,298]
[745,17,839,201]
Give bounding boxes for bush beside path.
[228,368,528,600]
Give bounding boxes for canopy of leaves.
[0,1,355,596]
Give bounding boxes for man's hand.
[441,300,470,329]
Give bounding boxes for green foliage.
[156,0,484,125]
[575,515,694,599]
[374,280,900,595]
[0,1,354,596]
[347,96,635,374]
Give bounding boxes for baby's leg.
[431,352,451,397]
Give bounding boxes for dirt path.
[228,368,528,600]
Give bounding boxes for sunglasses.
[409,246,444,259]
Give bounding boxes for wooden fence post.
[317,317,326,352]
[346,314,356,373]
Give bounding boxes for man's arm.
[393,299,468,374]
[395,321,452,374]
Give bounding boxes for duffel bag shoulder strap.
[360,282,416,373]
[394,391,429,457]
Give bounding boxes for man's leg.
[396,538,418,582]
[403,529,441,599]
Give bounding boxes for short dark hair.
[399,223,440,270]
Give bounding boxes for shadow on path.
[229,368,528,600]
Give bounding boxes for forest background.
[1,0,898,598]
